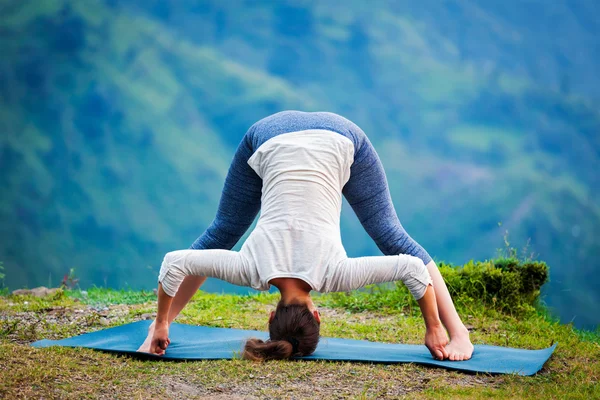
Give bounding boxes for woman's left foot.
[445,333,474,361]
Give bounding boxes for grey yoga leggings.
[190,110,432,265]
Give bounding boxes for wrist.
[424,317,442,330]
[155,318,169,326]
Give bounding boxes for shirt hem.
[263,273,319,292]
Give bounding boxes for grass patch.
[66,287,158,305]
[1,259,598,398]
[0,289,76,313]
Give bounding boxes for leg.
[342,133,473,360]
[168,130,262,322]
[141,130,263,351]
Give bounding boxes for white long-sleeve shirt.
[159,130,432,299]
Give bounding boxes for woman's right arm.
[148,249,250,355]
[164,131,263,323]
[150,283,173,355]
[158,249,251,298]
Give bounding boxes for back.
[247,129,354,232]
[242,129,355,290]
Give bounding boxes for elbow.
[413,281,431,301]
[418,259,433,285]
[408,258,433,301]
[158,251,185,298]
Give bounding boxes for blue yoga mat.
[32,320,556,376]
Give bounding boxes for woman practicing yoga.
[138,111,474,361]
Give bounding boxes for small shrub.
[322,258,549,316]
[440,258,549,314]
[494,257,520,272]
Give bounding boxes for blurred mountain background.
[0,0,598,329]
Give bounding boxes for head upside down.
[242,301,320,361]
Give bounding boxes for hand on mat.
[149,322,170,356]
[425,324,449,360]
[137,321,158,353]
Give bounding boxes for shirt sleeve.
[324,254,433,300]
[158,249,251,297]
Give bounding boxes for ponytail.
[243,303,320,361]
[242,338,294,361]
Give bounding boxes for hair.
[242,302,320,361]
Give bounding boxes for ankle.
[449,325,470,340]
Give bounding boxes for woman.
[138,111,474,361]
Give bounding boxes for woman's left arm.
[417,284,449,360]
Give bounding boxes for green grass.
[1,282,599,398]
[66,287,158,305]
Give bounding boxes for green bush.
[322,258,549,316]
[440,258,549,314]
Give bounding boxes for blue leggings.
[190,111,432,265]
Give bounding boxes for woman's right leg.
[342,133,473,360]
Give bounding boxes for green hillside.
[0,0,599,328]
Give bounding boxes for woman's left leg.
[342,132,473,360]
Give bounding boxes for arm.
[166,132,262,323]
[328,254,432,298]
[330,255,449,360]
[149,283,173,355]
[417,284,449,360]
[146,249,249,355]
[425,259,470,340]
[158,249,250,298]
[144,132,262,355]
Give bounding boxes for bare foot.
[136,321,155,353]
[445,333,474,361]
